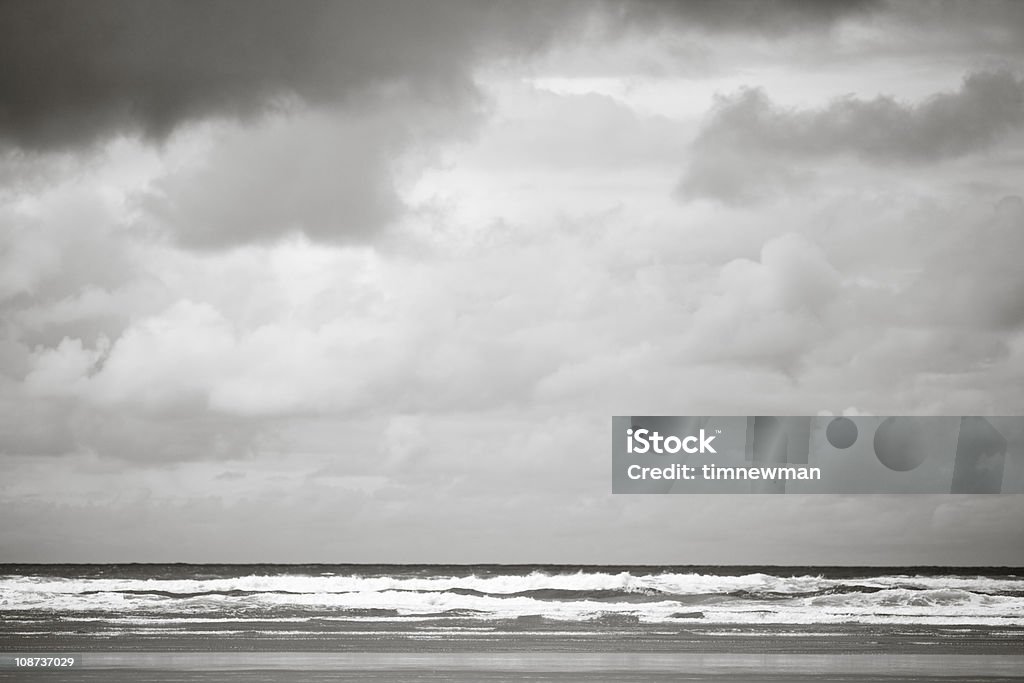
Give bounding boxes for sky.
[1,0,1023,565]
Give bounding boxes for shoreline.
[3,652,1024,682]
[4,622,1024,654]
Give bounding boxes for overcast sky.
[2,0,1023,565]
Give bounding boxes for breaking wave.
[2,570,1021,626]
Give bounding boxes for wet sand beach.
[3,651,1023,682]
[4,626,1024,682]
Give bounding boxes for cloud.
[683,233,843,368]
[0,388,76,456]
[0,0,589,151]
[462,88,686,170]
[137,103,459,248]
[0,1,887,248]
[614,0,879,37]
[878,1,1024,56]
[0,0,885,153]
[0,183,136,305]
[22,299,405,416]
[2,1,1023,565]
[901,195,1024,331]
[680,70,1024,202]
[0,141,174,376]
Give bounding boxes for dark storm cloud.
[884,0,1024,51]
[0,0,584,150]
[614,0,880,36]
[0,0,880,151]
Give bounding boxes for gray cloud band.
[679,70,1024,204]
[0,0,876,152]
[612,416,1024,493]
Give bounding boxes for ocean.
[2,565,1022,681]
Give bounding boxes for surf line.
[627,464,821,480]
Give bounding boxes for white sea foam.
[2,571,1021,626]
[2,571,1019,598]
